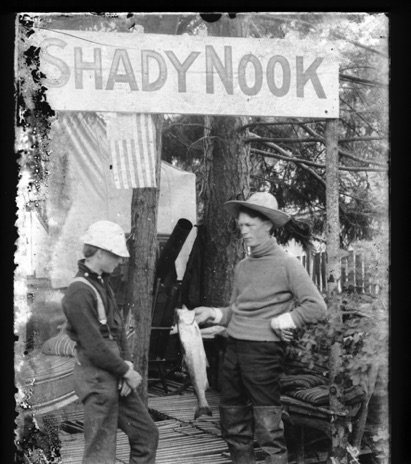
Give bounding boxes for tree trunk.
[200,16,251,307]
[126,116,163,406]
[201,115,250,307]
[124,18,177,407]
[325,119,348,463]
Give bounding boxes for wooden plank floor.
[60,419,232,464]
[59,381,236,463]
[58,381,329,463]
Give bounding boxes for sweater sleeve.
[286,257,327,328]
[63,286,130,377]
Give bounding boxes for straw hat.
[224,192,291,229]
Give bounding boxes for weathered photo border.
[13,12,393,464]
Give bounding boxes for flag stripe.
[121,139,133,189]
[117,140,129,189]
[125,139,137,189]
[130,138,144,188]
[146,115,157,187]
[136,114,150,187]
[106,113,157,189]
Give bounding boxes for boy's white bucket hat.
[224,192,291,229]
[81,221,130,258]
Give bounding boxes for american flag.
[106,113,157,189]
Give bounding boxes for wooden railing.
[296,250,380,295]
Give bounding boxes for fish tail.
[194,405,213,419]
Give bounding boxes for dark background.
[3,6,408,463]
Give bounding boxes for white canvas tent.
[26,112,196,289]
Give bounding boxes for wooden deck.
[57,381,329,463]
[59,381,234,463]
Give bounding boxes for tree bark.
[200,17,251,307]
[201,115,250,306]
[124,19,177,406]
[126,116,163,406]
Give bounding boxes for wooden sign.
[31,29,339,118]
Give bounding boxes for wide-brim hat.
[223,192,291,229]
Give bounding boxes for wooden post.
[355,252,364,293]
[341,256,347,291]
[347,250,354,292]
[126,115,163,406]
[325,119,341,298]
[325,118,349,463]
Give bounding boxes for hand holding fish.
[194,306,216,326]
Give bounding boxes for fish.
[176,305,212,420]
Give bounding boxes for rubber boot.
[253,406,288,464]
[219,404,256,464]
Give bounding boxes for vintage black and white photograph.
[14,12,389,464]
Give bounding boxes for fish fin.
[194,406,213,420]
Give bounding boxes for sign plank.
[31,29,339,118]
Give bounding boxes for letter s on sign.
[40,38,70,88]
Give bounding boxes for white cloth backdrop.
[43,112,196,288]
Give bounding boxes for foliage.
[288,291,388,391]
[156,13,389,249]
[288,224,389,394]
[15,415,61,463]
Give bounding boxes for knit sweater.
[218,238,326,342]
[62,260,131,377]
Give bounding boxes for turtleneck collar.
[249,237,277,258]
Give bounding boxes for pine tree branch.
[340,73,387,88]
[252,175,372,204]
[238,119,329,131]
[251,147,386,172]
[251,147,326,187]
[331,31,388,58]
[244,136,385,144]
[163,122,212,132]
[252,147,325,168]
[339,97,383,135]
[296,122,387,168]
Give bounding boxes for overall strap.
[72,276,107,325]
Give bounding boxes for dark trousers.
[220,337,288,463]
[220,337,285,407]
[74,345,158,464]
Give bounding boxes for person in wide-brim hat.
[194,190,326,464]
[223,191,291,229]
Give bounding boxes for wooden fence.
[296,250,380,295]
